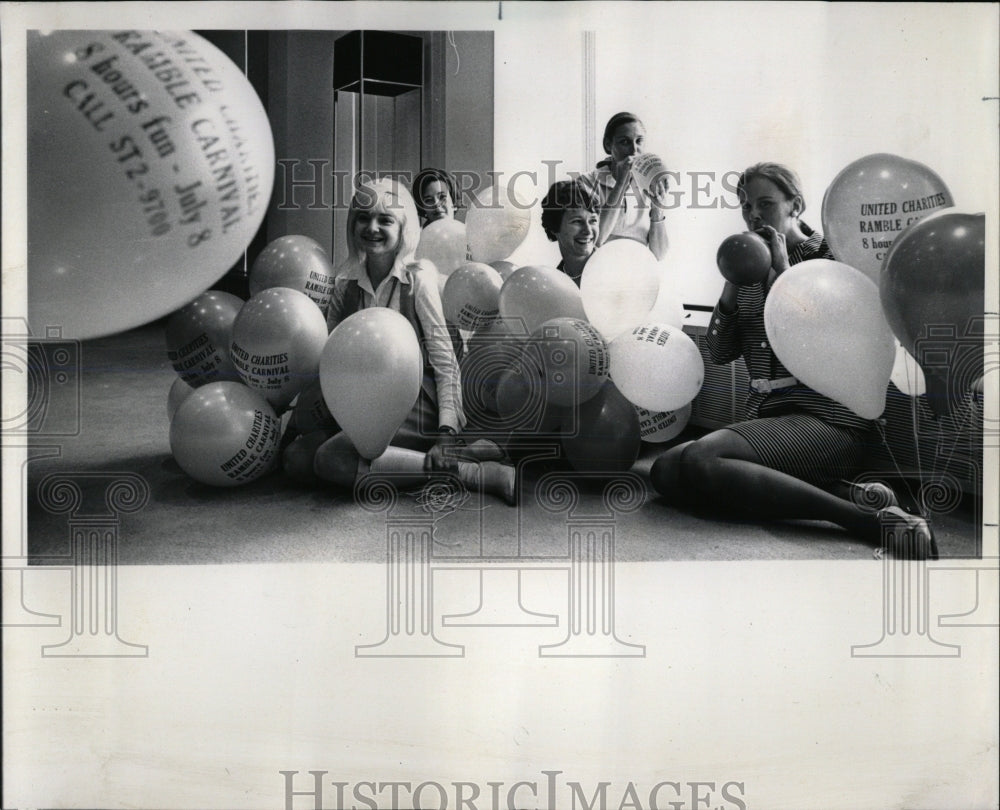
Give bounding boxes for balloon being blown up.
[27,30,275,340]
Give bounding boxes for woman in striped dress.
[649,163,936,559]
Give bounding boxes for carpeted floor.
[23,321,981,564]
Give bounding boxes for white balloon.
[636,402,692,443]
[415,218,468,276]
[629,153,671,198]
[609,323,704,412]
[466,186,532,264]
[764,259,895,420]
[890,340,927,396]
[27,30,274,339]
[580,239,661,341]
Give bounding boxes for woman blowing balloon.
[577,112,669,261]
[286,178,514,502]
[650,163,936,559]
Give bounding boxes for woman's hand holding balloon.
[754,225,790,275]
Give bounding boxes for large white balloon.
[609,323,704,412]
[27,30,274,339]
[580,239,661,341]
[465,185,531,264]
[764,259,895,420]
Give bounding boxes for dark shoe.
[876,506,939,560]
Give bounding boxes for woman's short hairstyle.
[736,162,807,216]
[541,180,599,242]
[412,168,460,216]
[602,111,645,155]
[346,176,422,267]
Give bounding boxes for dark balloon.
[879,211,985,416]
[560,381,641,473]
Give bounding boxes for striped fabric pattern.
[704,232,874,482]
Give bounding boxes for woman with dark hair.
[577,112,669,261]
[412,168,460,227]
[649,162,936,559]
[540,179,600,286]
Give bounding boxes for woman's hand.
[425,431,460,472]
[610,155,634,186]
[754,224,791,275]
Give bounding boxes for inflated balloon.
[282,430,332,485]
[561,381,641,473]
[460,328,525,423]
[765,259,895,419]
[166,376,194,422]
[821,153,954,284]
[490,260,519,281]
[580,239,661,341]
[529,317,609,407]
[716,232,772,285]
[319,308,422,460]
[169,382,281,487]
[498,265,587,336]
[164,290,243,386]
[466,186,532,264]
[636,403,692,443]
[629,153,671,198]
[292,380,338,435]
[250,235,335,312]
[230,287,328,412]
[442,262,503,330]
[879,211,985,415]
[495,365,566,436]
[889,341,926,397]
[415,218,468,276]
[27,30,274,339]
[609,323,704,412]
[649,281,686,330]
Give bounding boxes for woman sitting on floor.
[285,177,515,503]
[649,162,936,559]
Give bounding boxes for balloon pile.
[164,235,334,486]
[446,258,701,472]
[27,30,274,340]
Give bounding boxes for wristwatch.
[438,425,458,436]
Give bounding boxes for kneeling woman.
[288,177,514,503]
[650,162,935,558]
